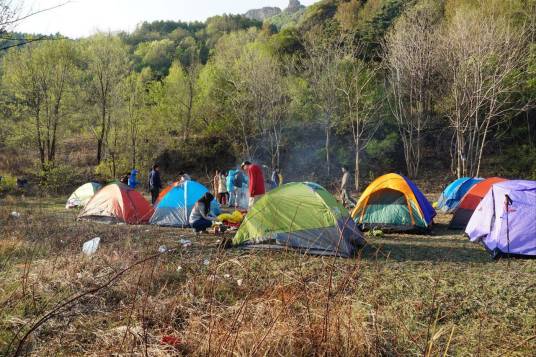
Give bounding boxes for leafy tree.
[84,33,130,164]
[2,39,80,168]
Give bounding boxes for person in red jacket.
[241,161,265,208]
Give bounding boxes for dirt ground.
[0,194,535,356]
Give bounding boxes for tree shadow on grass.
[360,238,491,263]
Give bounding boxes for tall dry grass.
[0,196,535,356]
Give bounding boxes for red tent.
[449,177,507,229]
[78,183,153,224]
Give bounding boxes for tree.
[303,32,346,177]
[384,0,441,178]
[121,71,147,169]
[159,61,201,142]
[336,55,383,191]
[438,5,529,177]
[84,33,129,164]
[2,39,80,168]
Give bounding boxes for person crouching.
[189,192,217,234]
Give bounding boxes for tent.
[449,177,507,229]
[436,177,483,213]
[78,183,153,224]
[233,182,365,257]
[466,180,536,259]
[150,180,220,227]
[351,173,436,232]
[66,182,102,209]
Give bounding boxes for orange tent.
[449,177,507,229]
[78,183,154,224]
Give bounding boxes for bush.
[38,163,82,195]
[0,174,18,196]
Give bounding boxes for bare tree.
[384,0,441,178]
[0,1,71,50]
[303,32,346,177]
[231,46,289,166]
[439,7,529,177]
[336,54,383,191]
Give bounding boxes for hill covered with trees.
[0,0,535,193]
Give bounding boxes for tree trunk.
[325,121,331,177]
[354,145,360,193]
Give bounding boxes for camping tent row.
[73,180,366,257]
[76,181,225,225]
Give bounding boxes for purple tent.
[466,180,536,258]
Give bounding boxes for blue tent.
[437,177,482,213]
[150,180,220,227]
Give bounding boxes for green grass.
[0,195,535,355]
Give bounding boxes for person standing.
[149,164,162,205]
[226,169,237,208]
[340,166,355,208]
[217,171,229,206]
[271,167,281,189]
[241,161,265,208]
[213,170,220,197]
[178,171,191,183]
[128,169,139,189]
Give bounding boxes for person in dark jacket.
[149,164,162,205]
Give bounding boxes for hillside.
[0,0,534,194]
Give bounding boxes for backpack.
[234,171,244,188]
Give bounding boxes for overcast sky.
[14,0,319,38]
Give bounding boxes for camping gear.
[449,177,507,229]
[466,180,536,259]
[233,182,365,257]
[150,180,220,227]
[436,177,483,213]
[66,182,102,209]
[78,183,153,224]
[351,173,436,232]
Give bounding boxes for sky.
[15,0,319,38]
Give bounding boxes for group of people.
[191,161,279,233]
[144,161,355,234]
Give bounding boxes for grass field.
[0,194,535,356]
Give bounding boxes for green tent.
[66,182,102,209]
[233,182,365,257]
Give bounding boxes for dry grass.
[0,195,535,356]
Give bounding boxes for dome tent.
[466,180,536,259]
[78,183,153,224]
[233,182,365,257]
[150,180,220,227]
[449,177,507,229]
[66,182,102,209]
[436,177,483,213]
[351,173,436,232]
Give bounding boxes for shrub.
[38,163,82,195]
[0,174,18,196]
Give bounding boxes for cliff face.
[244,7,282,21]
[286,0,305,13]
[244,1,305,21]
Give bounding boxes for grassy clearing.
[0,196,535,356]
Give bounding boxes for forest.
[0,0,535,194]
